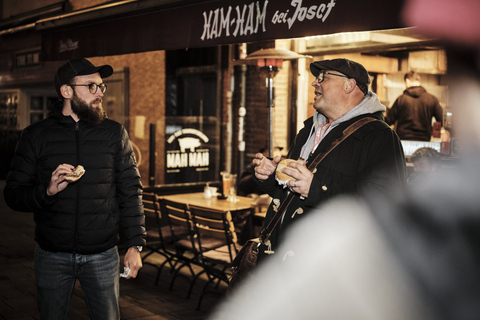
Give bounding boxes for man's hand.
[253,153,282,181]
[46,164,75,196]
[283,161,314,198]
[123,247,143,279]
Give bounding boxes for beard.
[71,93,105,126]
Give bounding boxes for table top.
[159,192,253,212]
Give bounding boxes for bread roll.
[64,165,85,182]
[276,159,301,182]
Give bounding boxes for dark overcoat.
[256,111,406,261]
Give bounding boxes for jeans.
[34,245,120,320]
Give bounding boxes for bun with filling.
[276,159,302,182]
[65,165,85,182]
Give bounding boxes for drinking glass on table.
[221,171,238,202]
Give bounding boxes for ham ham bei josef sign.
[41,0,405,60]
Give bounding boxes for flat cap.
[310,58,370,93]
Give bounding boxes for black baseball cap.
[310,58,370,95]
[54,58,113,97]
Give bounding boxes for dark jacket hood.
[404,86,427,98]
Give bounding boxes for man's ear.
[344,78,357,94]
[61,84,72,99]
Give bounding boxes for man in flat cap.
[250,58,406,265]
[4,58,146,319]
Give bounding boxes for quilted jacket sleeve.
[115,126,146,249]
[3,128,57,212]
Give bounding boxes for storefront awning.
[39,0,408,61]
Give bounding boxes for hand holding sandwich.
[47,164,85,196]
[276,159,313,198]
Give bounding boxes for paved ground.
[0,180,226,320]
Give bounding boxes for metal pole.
[267,70,274,158]
[148,123,156,187]
[238,64,247,175]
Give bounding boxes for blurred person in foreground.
[385,71,448,142]
[407,147,442,185]
[250,58,406,263]
[212,1,480,320]
[3,58,146,319]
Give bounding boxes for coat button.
[322,185,327,191]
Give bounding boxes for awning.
[40,0,407,61]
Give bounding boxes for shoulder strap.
[259,117,376,243]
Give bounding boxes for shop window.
[0,88,58,130]
[0,90,21,179]
[29,95,57,125]
[0,90,19,130]
[165,49,221,184]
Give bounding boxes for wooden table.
[159,192,255,243]
[159,192,254,212]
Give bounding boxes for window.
[165,48,221,184]
[29,95,57,125]
[0,90,19,130]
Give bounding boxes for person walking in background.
[251,58,406,264]
[385,71,448,141]
[3,58,146,319]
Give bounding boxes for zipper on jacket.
[73,122,80,253]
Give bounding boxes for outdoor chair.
[189,205,240,310]
[141,192,176,284]
[160,198,210,298]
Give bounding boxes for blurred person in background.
[385,71,448,142]
[212,0,480,319]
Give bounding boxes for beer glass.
[220,171,238,202]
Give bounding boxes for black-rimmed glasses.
[70,83,107,94]
[315,71,348,83]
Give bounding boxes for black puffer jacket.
[4,104,146,254]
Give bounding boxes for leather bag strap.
[259,117,376,243]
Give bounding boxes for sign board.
[41,0,406,60]
[165,127,218,184]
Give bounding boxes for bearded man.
[4,58,146,319]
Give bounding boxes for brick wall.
[89,51,166,187]
[243,66,269,162]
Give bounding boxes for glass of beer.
[221,171,238,202]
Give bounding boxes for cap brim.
[310,61,336,77]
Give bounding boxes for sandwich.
[64,165,85,182]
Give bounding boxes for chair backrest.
[189,205,238,261]
[143,192,159,227]
[142,192,170,244]
[159,198,192,241]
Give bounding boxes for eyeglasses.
[69,83,107,94]
[315,71,348,84]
